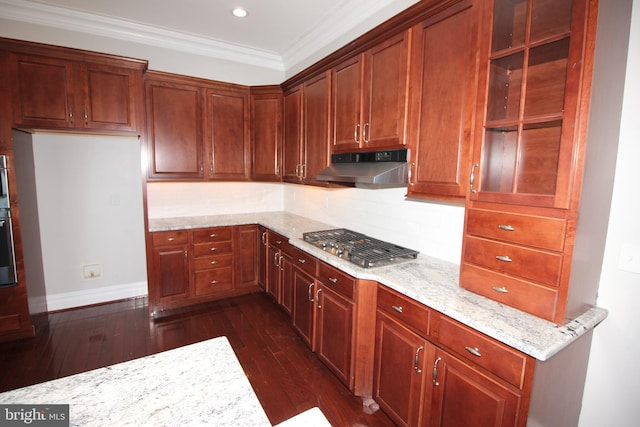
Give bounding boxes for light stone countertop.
[149,212,608,361]
[0,337,272,426]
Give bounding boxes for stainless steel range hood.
[316,149,408,189]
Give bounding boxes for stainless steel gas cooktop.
[302,228,419,268]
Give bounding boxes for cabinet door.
[282,86,303,182]
[235,225,258,289]
[302,71,331,185]
[373,311,428,427]
[470,0,588,209]
[151,245,190,305]
[206,88,250,180]
[428,348,522,427]
[257,226,268,290]
[332,55,363,151]
[10,53,75,128]
[291,267,316,348]
[251,89,282,181]
[280,251,294,316]
[145,79,204,180]
[266,245,281,301]
[406,4,478,199]
[81,62,140,132]
[315,283,354,389]
[363,31,410,149]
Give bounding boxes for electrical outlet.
[82,264,102,279]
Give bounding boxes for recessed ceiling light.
[232,7,248,18]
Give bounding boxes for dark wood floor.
[0,292,395,426]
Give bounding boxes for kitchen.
[0,0,638,426]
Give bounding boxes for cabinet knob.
[210,280,218,284]
[392,305,403,313]
[498,224,515,231]
[210,233,217,238]
[298,258,306,264]
[470,163,479,193]
[210,260,218,265]
[465,346,482,357]
[210,247,217,252]
[495,255,512,262]
[167,237,174,241]
[328,277,338,284]
[492,286,509,293]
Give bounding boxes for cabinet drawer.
[193,254,233,271]
[466,208,566,251]
[152,230,188,246]
[463,235,562,286]
[193,241,233,258]
[377,285,430,337]
[433,314,530,389]
[192,227,233,244]
[194,268,233,295]
[460,263,559,321]
[267,231,289,248]
[290,246,317,276]
[317,262,354,300]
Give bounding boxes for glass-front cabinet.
[470,0,586,209]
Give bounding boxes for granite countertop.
[149,212,608,361]
[0,337,272,426]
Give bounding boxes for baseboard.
[45,281,148,311]
[27,295,48,315]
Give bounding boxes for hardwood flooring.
[0,293,395,426]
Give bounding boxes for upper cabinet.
[406,1,480,200]
[6,46,145,133]
[250,86,283,181]
[283,71,331,185]
[144,71,251,181]
[332,31,411,152]
[468,0,588,209]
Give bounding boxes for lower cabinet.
[148,225,260,314]
[373,284,534,427]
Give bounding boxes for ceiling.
[1,0,420,74]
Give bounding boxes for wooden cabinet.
[406,1,479,200]
[460,0,597,324]
[374,285,534,427]
[7,47,144,133]
[250,86,282,181]
[148,226,260,315]
[265,230,294,313]
[332,31,410,152]
[291,265,316,348]
[282,71,331,184]
[204,86,250,180]
[257,226,268,291]
[145,75,204,180]
[144,71,250,181]
[150,230,191,305]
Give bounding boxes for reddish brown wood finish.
[250,86,283,181]
[301,71,331,185]
[0,294,395,426]
[235,225,259,289]
[406,1,479,200]
[291,266,316,348]
[282,85,303,182]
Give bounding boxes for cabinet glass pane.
[486,52,524,122]
[481,126,518,192]
[517,121,562,194]
[530,0,573,43]
[523,39,570,118]
[492,0,527,52]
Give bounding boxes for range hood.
[316,149,408,189]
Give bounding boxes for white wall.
[578,1,640,425]
[15,133,148,311]
[283,184,465,264]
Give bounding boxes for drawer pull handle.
[210,247,217,252]
[167,237,174,241]
[211,280,218,284]
[275,240,282,245]
[495,255,512,262]
[432,356,442,385]
[308,283,315,302]
[316,288,322,308]
[328,277,338,283]
[414,346,424,374]
[392,305,403,313]
[498,224,515,231]
[210,261,218,265]
[210,233,217,238]
[492,286,508,293]
[298,259,306,264]
[465,346,482,357]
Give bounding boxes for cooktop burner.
[302,228,419,268]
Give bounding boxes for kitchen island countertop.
[149,212,608,361]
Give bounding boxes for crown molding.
[0,0,285,71]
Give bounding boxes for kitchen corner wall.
[13,132,147,312]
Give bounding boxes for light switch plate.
[618,243,640,274]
